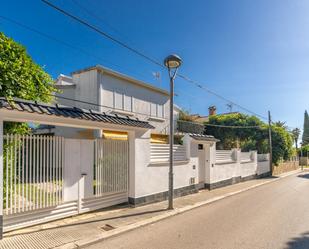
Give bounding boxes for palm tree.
[274,121,287,129]
[291,128,301,150]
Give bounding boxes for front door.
[198,144,206,188]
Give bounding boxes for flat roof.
[71,65,169,96]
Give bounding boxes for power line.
[40,0,268,120]
[0,15,155,82]
[178,120,262,129]
[204,123,262,129]
[70,0,127,40]
[41,0,163,68]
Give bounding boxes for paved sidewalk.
[0,170,300,249]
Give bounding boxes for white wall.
[257,154,270,175]
[99,72,169,133]
[209,150,259,184]
[132,132,198,198]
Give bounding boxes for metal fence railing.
[215,150,234,163]
[150,144,187,163]
[4,134,64,215]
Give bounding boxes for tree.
[302,110,309,146]
[291,128,301,150]
[274,121,287,129]
[0,32,56,133]
[204,113,265,150]
[204,113,294,164]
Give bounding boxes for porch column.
[0,119,3,239]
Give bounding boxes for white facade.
[55,65,171,136]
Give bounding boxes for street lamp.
[164,54,182,210]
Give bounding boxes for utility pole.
[268,111,273,175]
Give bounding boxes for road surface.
[87,171,309,249]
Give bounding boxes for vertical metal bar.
[5,135,8,215]
[113,140,116,192]
[39,136,42,209]
[94,140,97,196]
[18,135,21,213]
[0,120,4,239]
[22,135,25,212]
[29,135,33,210]
[25,136,29,212]
[61,137,64,203]
[14,135,17,213]
[32,136,36,210]
[52,137,56,206]
[46,136,50,207]
[55,137,58,205]
[47,137,53,206]
[55,137,59,205]
[10,135,13,214]
[36,136,39,209]
[98,139,101,196]
[43,136,46,208]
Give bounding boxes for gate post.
[0,119,3,239]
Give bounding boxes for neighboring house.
[38,65,179,140]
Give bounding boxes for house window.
[114,92,123,110]
[124,95,132,112]
[157,104,163,118]
[150,103,156,116]
[198,144,204,150]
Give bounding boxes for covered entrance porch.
[0,98,153,236]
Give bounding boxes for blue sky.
[1,0,308,130]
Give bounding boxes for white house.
[52,65,173,140]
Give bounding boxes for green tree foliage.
[204,113,294,164]
[302,110,309,146]
[178,110,195,121]
[0,32,56,134]
[299,144,309,156]
[205,113,265,150]
[291,128,301,149]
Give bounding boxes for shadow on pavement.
[4,208,167,238]
[297,173,309,179]
[286,232,309,249]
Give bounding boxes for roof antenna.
[152,71,161,86]
[226,103,233,113]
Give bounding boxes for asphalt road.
[87,171,309,249]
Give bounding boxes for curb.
[65,169,302,248]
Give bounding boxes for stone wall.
[273,160,299,175]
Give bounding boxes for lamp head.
[164,54,182,69]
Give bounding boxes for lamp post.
[164,54,182,210]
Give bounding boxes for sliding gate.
[3,135,129,232]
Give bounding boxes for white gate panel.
[63,139,79,202]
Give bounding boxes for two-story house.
[49,65,174,141]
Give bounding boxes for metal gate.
[94,139,128,196]
[3,134,65,231]
[2,135,129,231]
[78,138,129,213]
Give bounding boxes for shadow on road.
[297,173,309,179]
[286,232,309,249]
